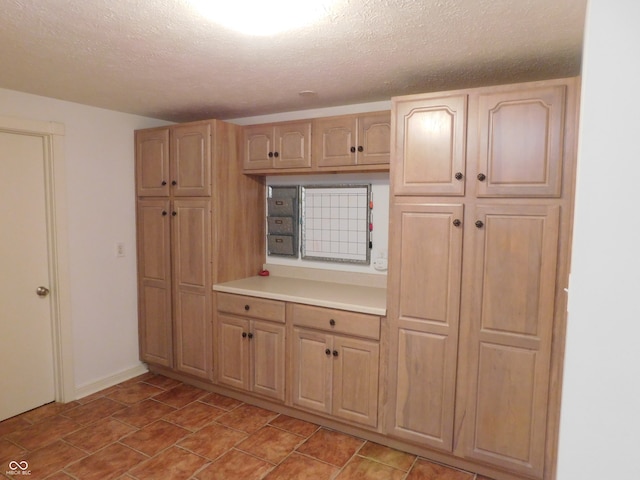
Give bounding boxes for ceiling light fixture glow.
[190,0,337,36]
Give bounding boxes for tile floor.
[0,373,495,479]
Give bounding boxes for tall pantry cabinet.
[386,78,579,480]
[135,120,265,381]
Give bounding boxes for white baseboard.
[74,363,149,400]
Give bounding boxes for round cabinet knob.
[455,172,463,180]
[244,304,250,311]
[325,348,331,356]
[332,350,339,357]
[161,180,167,186]
[242,332,247,338]
[329,319,336,326]
[268,152,273,158]
[171,180,177,186]
[162,211,167,216]
[350,146,356,153]
[248,333,254,339]
[475,220,484,228]
[477,173,486,181]
[36,286,50,297]
[357,146,363,152]
[453,219,461,227]
[274,151,279,158]
[172,211,177,216]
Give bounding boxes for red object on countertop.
[258,269,270,276]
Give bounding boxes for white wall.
[557,1,640,478]
[0,88,170,392]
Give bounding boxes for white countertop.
[213,275,387,316]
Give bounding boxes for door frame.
[0,115,74,403]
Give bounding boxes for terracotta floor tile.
[199,392,243,411]
[142,375,182,390]
[118,372,156,387]
[153,384,209,408]
[161,401,224,431]
[296,428,364,467]
[129,446,209,480]
[112,399,177,428]
[44,471,76,479]
[263,452,338,480]
[237,425,304,464]
[178,423,246,460]
[121,420,191,457]
[106,382,164,405]
[0,416,32,438]
[64,442,145,480]
[336,455,406,480]
[196,449,273,480]
[6,416,81,450]
[74,385,122,405]
[406,459,474,480]
[269,415,319,438]
[0,439,25,464]
[358,441,416,471]
[14,440,86,479]
[476,476,495,480]
[216,404,278,434]
[63,417,136,453]
[61,397,127,425]
[19,401,80,424]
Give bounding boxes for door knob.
[36,286,50,297]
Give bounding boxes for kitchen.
[0,2,638,480]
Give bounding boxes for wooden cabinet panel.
[476,86,565,197]
[387,202,463,451]
[137,199,172,367]
[251,321,285,401]
[291,304,380,340]
[243,121,311,170]
[457,204,560,478]
[332,336,379,427]
[217,314,249,390]
[171,123,211,197]
[292,328,332,414]
[136,128,170,197]
[393,95,467,196]
[172,200,211,378]
[218,292,285,323]
[313,112,390,168]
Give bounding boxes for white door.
[0,129,55,421]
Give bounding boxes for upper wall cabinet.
[474,85,566,197]
[392,95,467,196]
[136,123,211,197]
[243,121,311,171]
[313,111,391,168]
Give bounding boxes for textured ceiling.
[0,0,587,122]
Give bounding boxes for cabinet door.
[171,122,211,197]
[135,128,170,197]
[358,112,391,165]
[274,122,311,169]
[457,204,560,478]
[292,328,332,414]
[313,115,358,167]
[217,314,249,390]
[475,85,565,197]
[136,199,172,367]
[393,95,467,195]
[386,201,463,451]
[243,125,274,170]
[172,199,212,379]
[251,320,285,401]
[332,336,379,427]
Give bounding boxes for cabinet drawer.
[217,293,285,323]
[268,197,296,216]
[291,304,380,340]
[267,217,296,235]
[268,235,297,256]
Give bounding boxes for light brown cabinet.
[135,120,265,381]
[312,111,391,168]
[291,304,380,427]
[243,121,311,171]
[216,293,286,401]
[386,78,579,480]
